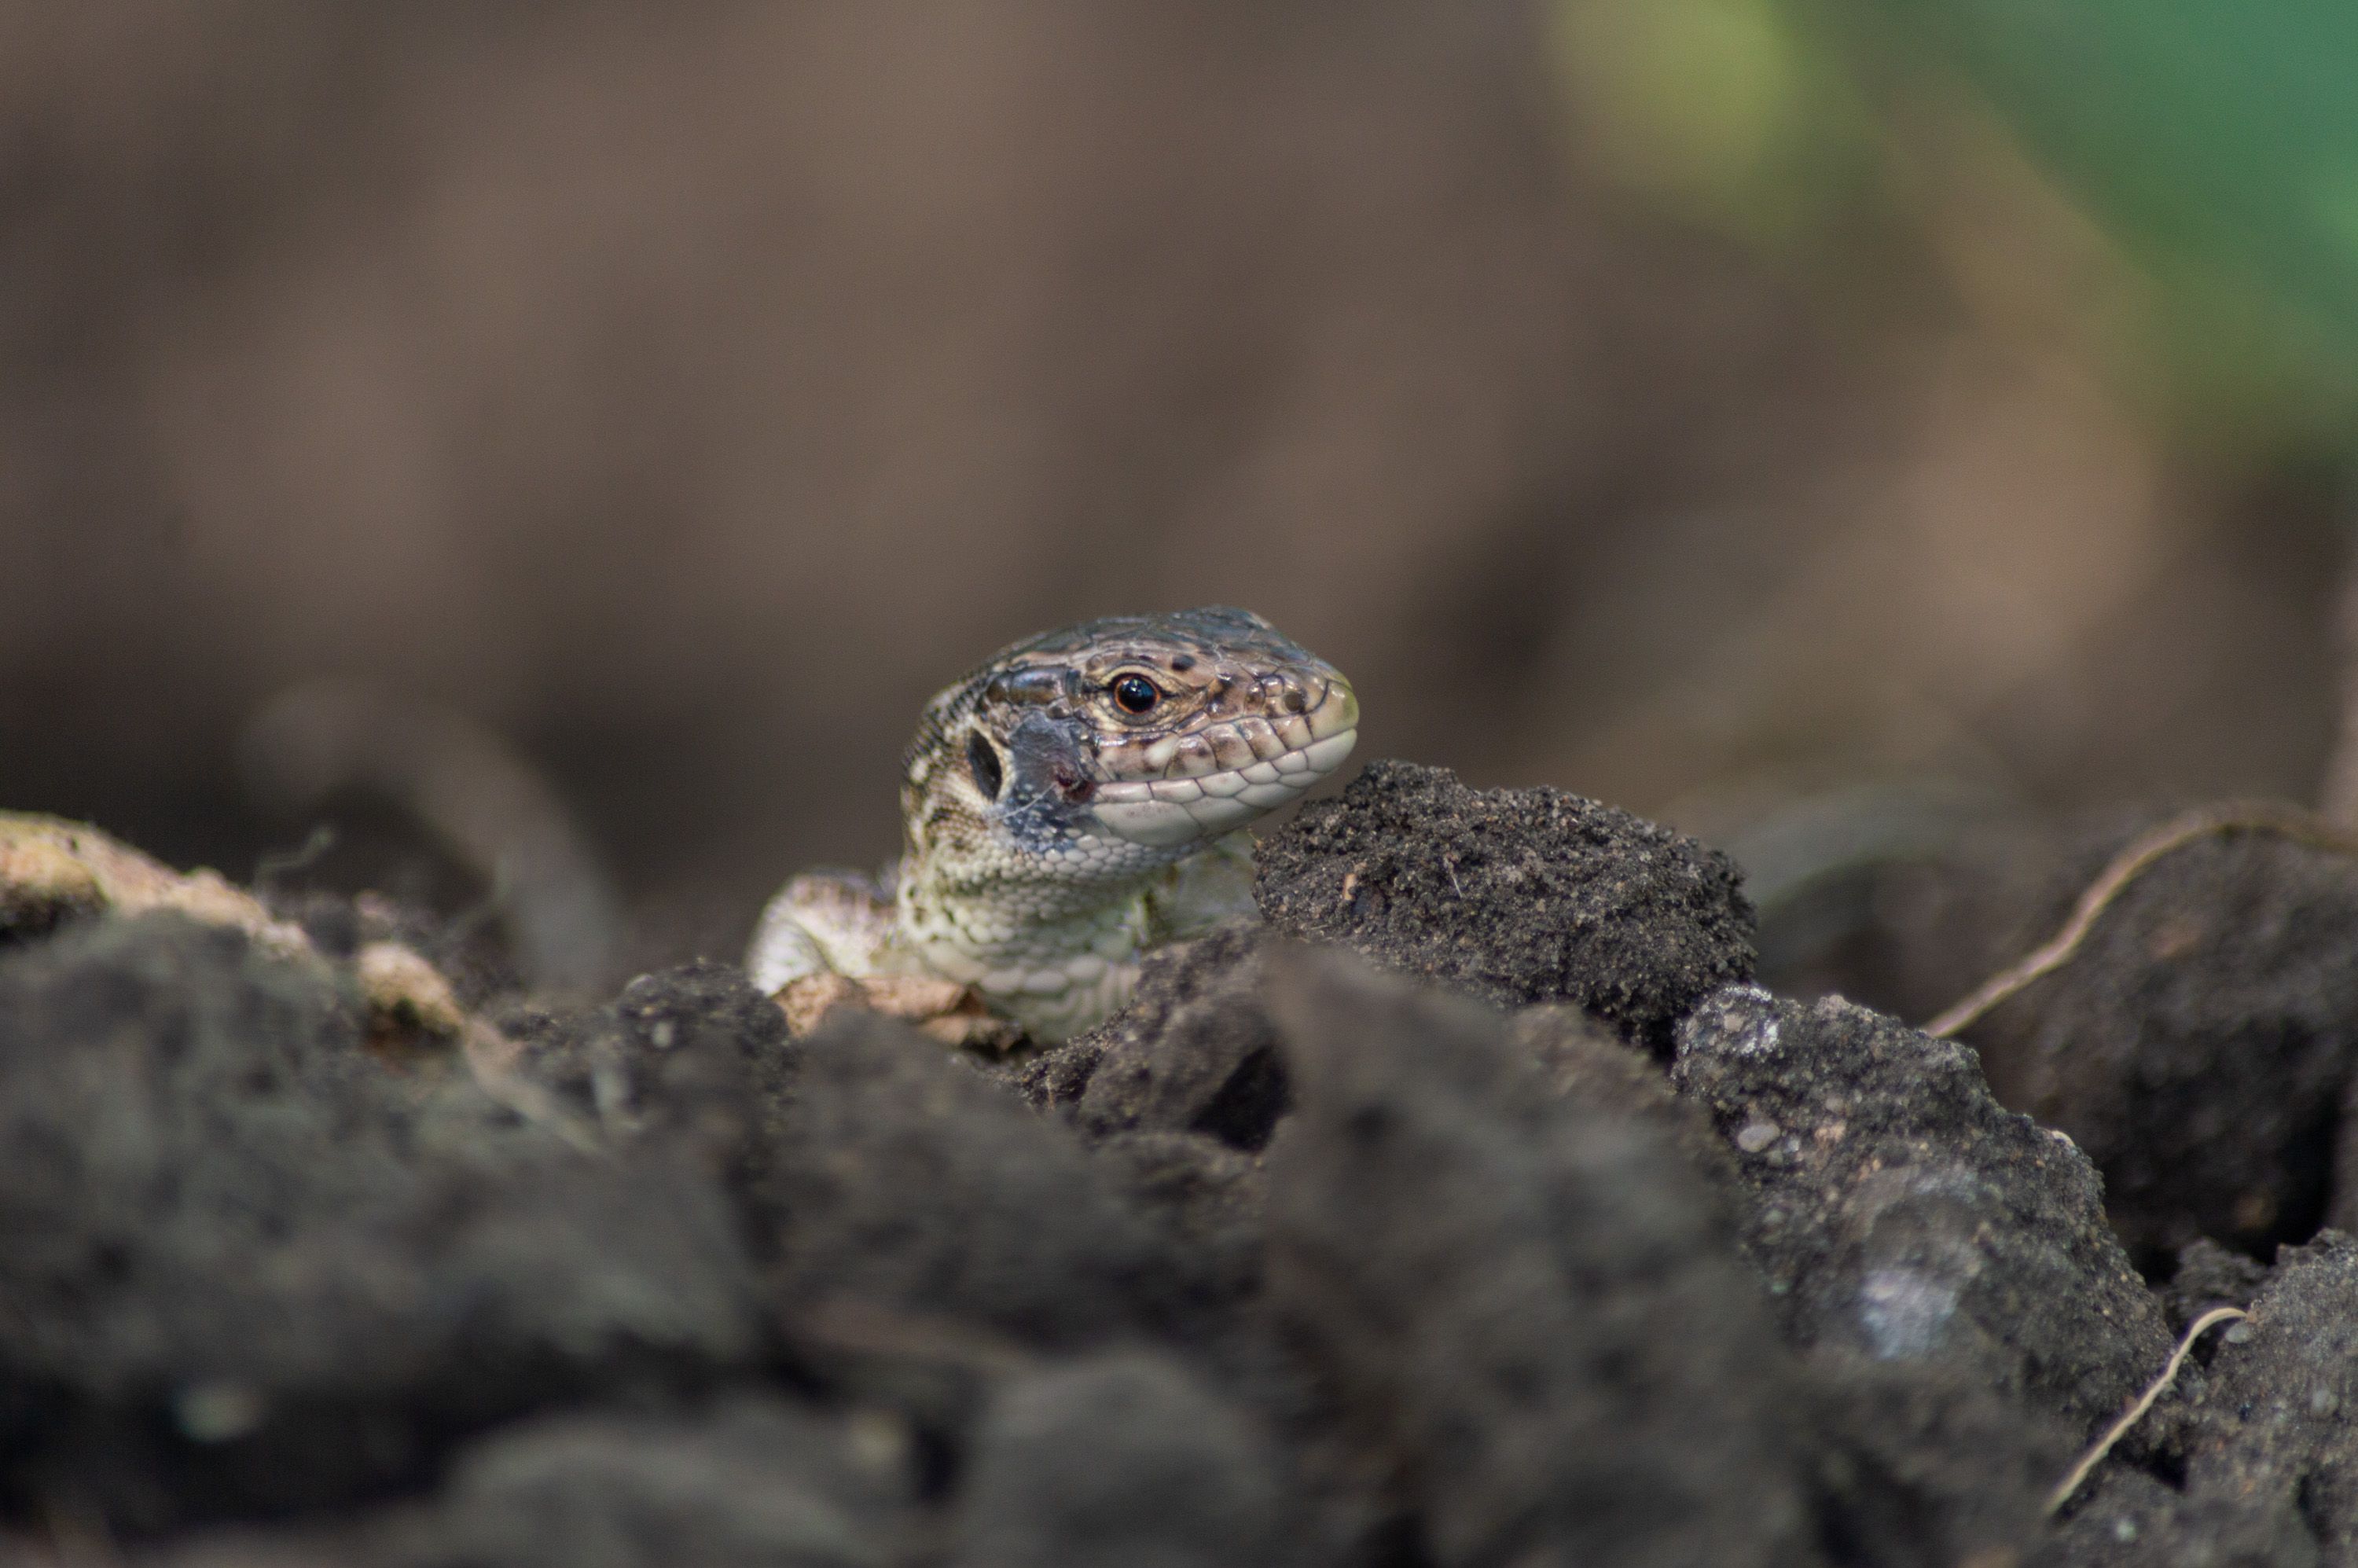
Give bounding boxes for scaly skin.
[745,607,1358,1041]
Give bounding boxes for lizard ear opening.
[966,730,1005,801]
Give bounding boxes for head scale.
[902,607,1358,892]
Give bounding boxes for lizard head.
[902,606,1357,888]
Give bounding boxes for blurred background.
[6,1,2356,981]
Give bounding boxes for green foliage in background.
[1552,0,2358,446]
[1879,0,2358,438]
[1548,0,1873,247]
[1890,0,2358,339]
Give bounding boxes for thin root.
[2044,1305,2247,1517]
[1923,802,2358,1038]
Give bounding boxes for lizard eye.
[967,731,1004,799]
[1112,674,1162,714]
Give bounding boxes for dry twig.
[2044,1305,2247,1516]
[1923,802,2358,1038]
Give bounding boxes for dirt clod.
[4,778,2354,1566]
[1255,759,1757,1053]
[1857,814,2358,1264]
[1263,947,1820,1568]
[949,1351,1287,1568]
[0,913,766,1535]
[1673,985,2172,1437]
[1069,925,1287,1150]
[758,1011,1172,1353]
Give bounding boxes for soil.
[5,762,2357,1566]
[1840,811,2358,1270]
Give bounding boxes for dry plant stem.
[1922,802,2358,1039]
[2044,1305,2247,1517]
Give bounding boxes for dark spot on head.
[966,731,1004,800]
[998,711,1102,850]
[1170,654,1196,671]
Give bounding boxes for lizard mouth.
[1085,679,1358,848]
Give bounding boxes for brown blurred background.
[3,2,2348,975]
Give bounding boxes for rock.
[265,886,523,1008]
[31,795,2358,1568]
[1673,985,2173,1438]
[2044,1233,2358,1562]
[141,1533,372,1568]
[1804,1350,2061,1568]
[0,811,309,957]
[0,913,766,1534]
[2042,1473,2318,1568]
[2179,1232,2358,1557]
[1254,760,1755,1053]
[608,958,792,1081]
[1086,1129,1267,1320]
[1007,1037,1103,1113]
[2164,1239,2275,1329]
[380,1397,913,1568]
[761,1011,1171,1354]
[1262,947,1819,1568]
[1510,1003,1744,1203]
[1835,812,2358,1264]
[494,959,790,1175]
[949,1352,1287,1568]
[1070,926,1287,1150]
[146,1397,916,1568]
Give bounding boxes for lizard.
[745,606,1357,1042]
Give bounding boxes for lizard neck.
[895,861,1153,1042]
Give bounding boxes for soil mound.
[2,766,2353,1565]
